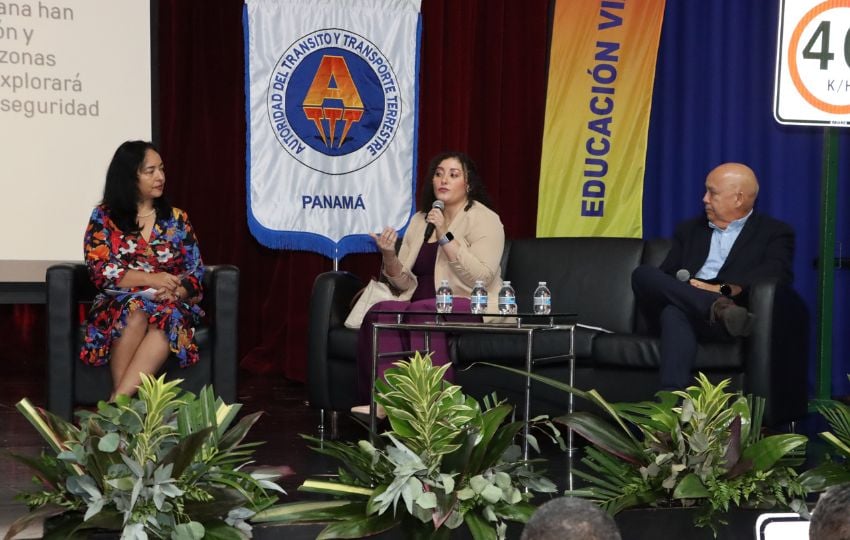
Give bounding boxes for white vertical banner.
[244,0,421,259]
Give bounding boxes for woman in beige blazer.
[354,152,505,416]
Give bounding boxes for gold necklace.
[137,208,156,218]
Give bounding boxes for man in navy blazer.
[631,162,795,390]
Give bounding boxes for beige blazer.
[383,201,505,313]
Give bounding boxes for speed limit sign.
[774,0,850,125]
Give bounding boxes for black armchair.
[46,263,239,420]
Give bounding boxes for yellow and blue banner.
[537,0,665,238]
[244,0,421,258]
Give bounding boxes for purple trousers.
[356,297,479,401]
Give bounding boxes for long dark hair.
[418,151,494,212]
[102,140,171,233]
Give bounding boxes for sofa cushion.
[503,237,644,334]
[591,333,744,370]
[454,326,598,367]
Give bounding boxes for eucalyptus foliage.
[485,365,811,534]
[253,352,557,540]
[6,374,284,540]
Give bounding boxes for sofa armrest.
[745,278,809,426]
[202,265,239,403]
[307,271,363,409]
[46,264,83,419]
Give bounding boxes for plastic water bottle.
[436,279,453,313]
[498,280,517,315]
[533,281,552,315]
[471,280,488,314]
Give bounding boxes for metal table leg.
[567,326,575,455]
[370,324,380,441]
[523,328,533,461]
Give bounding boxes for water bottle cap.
[503,280,511,285]
[475,280,484,285]
[539,281,547,286]
[441,279,449,285]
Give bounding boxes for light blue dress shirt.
[695,210,753,280]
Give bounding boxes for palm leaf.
[182,487,248,522]
[478,362,590,401]
[466,404,515,473]
[741,434,807,471]
[613,401,678,434]
[299,479,375,498]
[577,450,639,493]
[555,412,643,464]
[4,504,67,540]
[199,520,249,540]
[819,432,850,459]
[316,511,398,539]
[478,420,525,470]
[15,399,84,477]
[566,465,652,514]
[301,436,389,484]
[160,426,215,478]
[4,451,62,489]
[798,461,850,492]
[15,399,75,453]
[463,510,497,540]
[813,399,850,457]
[492,501,536,523]
[252,501,364,523]
[217,412,263,453]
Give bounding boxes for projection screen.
[0,0,154,286]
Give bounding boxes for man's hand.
[689,279,721,293]
[689,279,742,296]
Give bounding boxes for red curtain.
[152,0,549,380]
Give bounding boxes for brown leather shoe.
[710,296,754,337]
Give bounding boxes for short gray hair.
[521,497,621,540]
[811,483,850,540]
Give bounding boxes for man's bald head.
[702,162,760,229]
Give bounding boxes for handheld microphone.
[423,200,445,241]
[675,269,691,282]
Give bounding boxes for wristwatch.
[438,232,454,246]
[719,283,732,297]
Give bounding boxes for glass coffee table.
[369,310,577,458]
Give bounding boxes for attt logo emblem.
[267,28,402,175]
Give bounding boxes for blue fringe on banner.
[247,210,381,259]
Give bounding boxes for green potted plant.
[803,375,850,490]
[486,365,811,535]
[252,352,559,539]
[5,374,284,540]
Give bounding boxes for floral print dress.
[80,205,205,368]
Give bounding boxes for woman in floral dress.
[81,140,204,399]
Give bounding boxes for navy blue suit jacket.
[659,212,795,290]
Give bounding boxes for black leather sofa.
[307,238,808,427]
[46,263,239,420]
